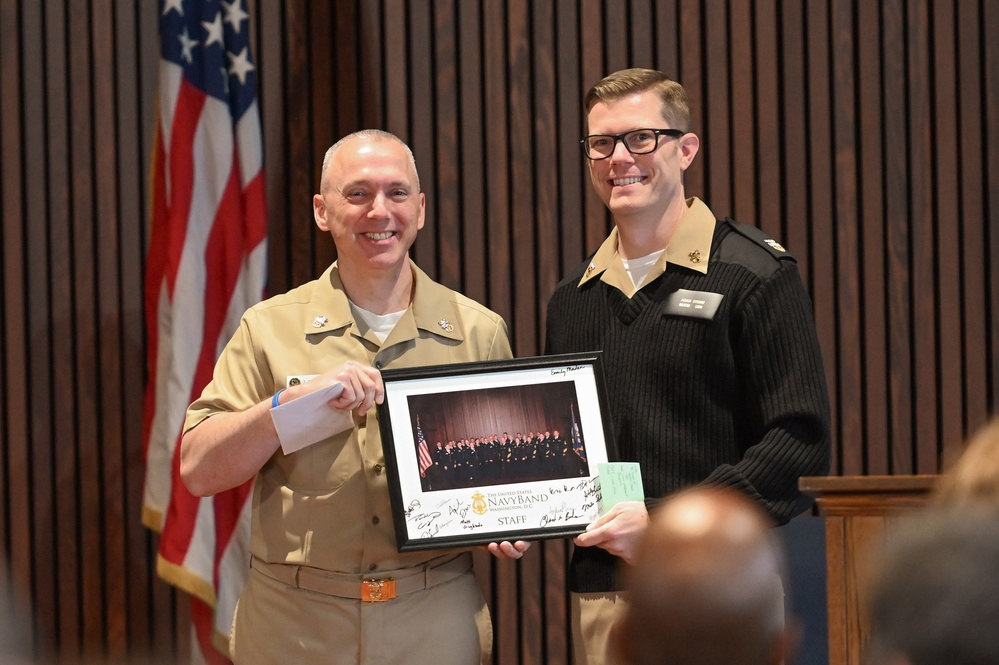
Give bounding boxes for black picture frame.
[377,352,616,551]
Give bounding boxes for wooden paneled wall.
[1,1,997,663]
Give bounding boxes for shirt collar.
[578,197,717,291]
[303,260,465,344]
[407,261,465,343]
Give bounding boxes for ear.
[416,191,426,231]
[313,193,329,231]
[678,132,700,171]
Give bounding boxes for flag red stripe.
[161,145,261,565]
[159,152,239,563]
[163,80,207,298]
[191,596,232,665]
[160,430,199,563]
[240,170,268,251]
[166,164,261,564]
[418,439,433,473]
[145,6,268,658]
[142,127,169,463]
[199,152,250,365]
[209,170,265,585]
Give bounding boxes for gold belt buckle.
[361,578,396,602]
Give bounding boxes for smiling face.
[585,90,698,227]
[313,135,426,275]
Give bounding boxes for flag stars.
[227,47,255,85]
[177,27,199,63]
[162,0,184,16]
[159,0,258,101]
[222,0,249,34]
[202,12,224,47]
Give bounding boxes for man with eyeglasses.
[545,68,831,664]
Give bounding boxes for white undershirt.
[621,248,666,289]
[349,302,406,343]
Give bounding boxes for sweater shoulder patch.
[722,218,797,262]
[713,218,799,281]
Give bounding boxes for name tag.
[664,289,723,320]
[286,374,319,388]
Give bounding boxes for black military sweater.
[545,218,831,593]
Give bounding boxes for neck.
[615,194,689,260]
[338,259,414,314]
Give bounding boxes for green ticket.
[598,462,645,513]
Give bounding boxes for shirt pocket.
[268,426,361,492]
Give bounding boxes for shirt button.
[371,515,380,525]
[374,464,383,474]
[368,563,377,572]
[374,360,383,369]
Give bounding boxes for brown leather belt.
[250,552,473,602]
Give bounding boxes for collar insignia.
[585,262,596,277]
[438,319,454,333]
[312,315,328,328]
[688,250,702,264]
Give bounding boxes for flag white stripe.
[158,62,183,199]
[145,7,268,660]
[182,496,217,583]
[220,240,267,356]
[143,283,178,528]
[214,495,254,639]
[165,95,238,458]
[235,100,263,186]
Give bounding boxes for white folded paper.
[269,381,353,454]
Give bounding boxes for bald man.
[181,130,526,664]
[612,488,793,665]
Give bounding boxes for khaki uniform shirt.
[579,196,716,297]
[186,260,513,576]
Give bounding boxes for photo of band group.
[407,381,591,492]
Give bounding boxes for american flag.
[141,0,267,661]
[417,416,433,477]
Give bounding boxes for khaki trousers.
[231,564,492,664]
[571,591,628,665]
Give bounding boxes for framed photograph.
[378,352,616,551]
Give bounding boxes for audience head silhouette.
[933,416,999,511]
[613,487,790,665]
[865,508,999,665]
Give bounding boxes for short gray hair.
[319,129,420,193]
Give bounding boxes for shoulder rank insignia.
[725,217,796,262]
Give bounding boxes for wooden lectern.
[799,475,937,665]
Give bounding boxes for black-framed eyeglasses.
[580,128,685,160]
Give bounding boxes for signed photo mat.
[378,353,616,551]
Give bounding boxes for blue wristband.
[271,388,286,408]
